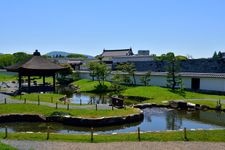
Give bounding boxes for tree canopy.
[0,52,31,69]
[154,52,188,61]
[67,53,88,59]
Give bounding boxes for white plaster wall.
[150,76,167,86]
[200,78,225,91]
[78,71,225,92]
[182,77,192,89]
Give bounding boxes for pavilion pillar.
[28,75,31,93]
[18,73,22,91]
[53,74,56,92]
[43,75,46,93]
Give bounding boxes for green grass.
[0,129,224,142]
[72,79,225,108]
[35,76,53,84]
[11,93,65,103]
[122,86,225,107]
[0,74,17,82]
[73,79,112,92]
[0,104,139,118]
[0,142,16,150]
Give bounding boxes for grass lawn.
[0,104,140,118]
[73,79,112,92]
[11,93,65,103]
[35,76,53,84]
[0,142,16,150]
[123,86,225,107]
[0,74,17,82]
[74,79,225,108]
[0,129,224,142]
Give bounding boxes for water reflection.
[0,121,141,134]
[0,108,224,134]
[71,93,111,104]
[166,110,182,130]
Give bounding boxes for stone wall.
[112,59,225,73]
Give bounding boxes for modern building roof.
[101,48,134,57]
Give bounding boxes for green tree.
[87,61,110,86]
[140,71,151,86]
[13,52,31,63]
[212,51,218,59]
[110,71,125,95]
[154,52,187,61]
[218,51,223,59]
[166,53,181,90]
[116,62,136,85]
[87,61,97,81]
[57,64,74,85]
[67,53,87,59]
[0,54,15,68]
[176,55,188,61]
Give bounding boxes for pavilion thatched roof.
[6,50,65,74]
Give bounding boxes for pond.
[0,107,224,134]
[71,93,111,104]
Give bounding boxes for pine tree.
[166,53,181,90]
[212,51,218,59]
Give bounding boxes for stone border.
[47,111,144,127]
[0,114,46,122]
[133,102,225,112]
[0,111,144,127]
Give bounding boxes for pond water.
[71,93,111,104]
[0,107,224,134]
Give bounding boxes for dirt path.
[0,93,111,110]
[2,140,225,150]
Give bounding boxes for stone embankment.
[0,111,144,127]
[133,100,225,112]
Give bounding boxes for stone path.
[1,140,225,150]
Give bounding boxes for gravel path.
[1,140,225,150]
[0,93,112,110]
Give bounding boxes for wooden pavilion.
[6,50,66,93]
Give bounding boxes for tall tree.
[110,71,125,95]
[212,51,218,59]
[87,61,109,86]
[87,62,97,81]
[140,71,151,86]
[13,52,31,63]
[218,51,223,59]
[116,62,136,85]
[166,53,181,90]
[0,54,15,68]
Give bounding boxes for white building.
[78,71,225,92]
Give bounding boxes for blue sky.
[0,0,225,58]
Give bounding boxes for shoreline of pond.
[0,111,144,127]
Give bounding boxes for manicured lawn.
[0,104,140,118]
[35,76,53,84]
[11,93,65,103]
[0,142,16,150]
[0,74,17,82]
[123,86,225,107]
[73,79,225,108]
[74,79,112,92]
[0,129,224,142]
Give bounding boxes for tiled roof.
[135,72,225,78]
[102,49,133,57]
